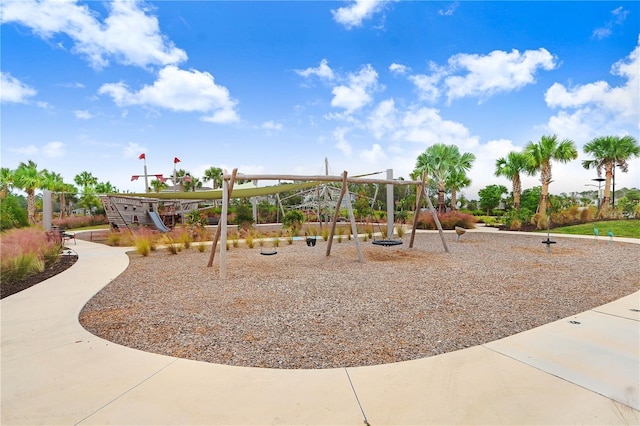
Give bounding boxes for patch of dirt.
[1,251,78,299]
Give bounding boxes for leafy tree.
[74,171,99,215]
[478,184,508,214]
[495,151,533,209]
[617,189,640,218]
[414,143,475,213]
[353,190,372,221]
[282,210,305,234]
[582,135,640,214]
[233,200,254,230]
[14,160,46,224]
[524,134,578,215]
[0,194,29,229]
[520,186,542,213]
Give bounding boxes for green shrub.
[1,253,44,283]
[282,210,305,234]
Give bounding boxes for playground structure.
[99,195,202,232]
[97,167,447,278]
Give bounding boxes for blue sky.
[1,1,639,199]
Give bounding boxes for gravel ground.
[79,232,639,369]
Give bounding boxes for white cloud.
[438,2,459,16]
[389,63,410,75]
[406,49,556,103]
[262,121,283,131]
[444,48,557,102]
[9,144,38,156]
[409,73,442,103]
[331,64,379,113]
[331,0,392,29]
[545,36,640,140]
[369,98,398,139]
[99,65,239,123]
[334,127,352,157]
[42,141,65,158]
[1,72,37,103]
[360,143,386,163]
[399,107,479,151]
[295,59,335,80]
[74,110,94,119]
[592,6,629,40]
[1,0,187,69]
[123,142,146,159]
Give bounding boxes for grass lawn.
[547,220,640,239]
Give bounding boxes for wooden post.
[325,171,348,258]
[207,169,237,268]
[345,181,364,263]
[409,172,426,248]
[220,176,228,279]
[423,185,449,253]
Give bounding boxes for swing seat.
[372,239,403,247]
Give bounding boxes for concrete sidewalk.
[1,235,638,425]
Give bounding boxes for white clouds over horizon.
[544,35,640,142]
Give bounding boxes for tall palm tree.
[524,135,578,215]
[0,167,14,198]
[495,151,533,209]
[414,143,475,213]
[203,166,223,189]
[14,160,46,224]
[582,135,640,214]
[447,170,471,211]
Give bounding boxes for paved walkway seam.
[75,358,180,426]
[344,367,370,426]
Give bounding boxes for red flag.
[139,153,145,160]
[173,157,181,164]
[131,176,139,181]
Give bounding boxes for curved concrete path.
[2,231,639,425]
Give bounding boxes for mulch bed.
[1,252,78,299]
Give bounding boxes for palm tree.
[447,170,471,211]
[203,166,223,189]
[150,178,168,193]
[495,151,533,209]
[0,167,14,198]
[14,160,46,224]
[186,176,203,192]
[582,135,640,214]
[42,170,67,218]
[74,171,98,215]
[524,135,578,215]
[95,181,118,194]
[414,143,475,213]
